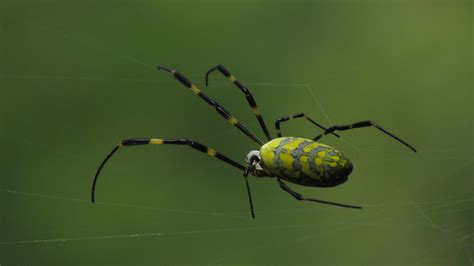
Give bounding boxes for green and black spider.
[91,64,416,218]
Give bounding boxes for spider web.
[0,23,472,266]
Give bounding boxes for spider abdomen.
[259,137,353,187]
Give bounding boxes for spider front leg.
[205,64,272,141]
[313,120,417,153]
[277,178,361,209]
[157,66,264,146]
[91,138,246,203]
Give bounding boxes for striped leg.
[275,112,340,138]
[91,138,246,203]
[205,64,272,141]
[157,66,264,146]
[277,178,362,209]
[313,120,417,153]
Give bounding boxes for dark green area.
[0,0,472,265]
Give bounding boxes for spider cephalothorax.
[91,64,416,219]
[245,150,268,177]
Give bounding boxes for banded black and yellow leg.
[277,178,362,209]
[157,66,264,146]
[205,64,272,141]
[275,112,340,138]
[313,120,417,153]
[91,138,246,203]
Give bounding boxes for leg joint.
[276,117,289,123]
[216,64,231,77]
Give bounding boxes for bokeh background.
[0,0,472,265]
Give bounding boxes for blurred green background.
[0,0,472,265]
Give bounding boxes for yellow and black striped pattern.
[259,137,353,187]
[205,64,272,141]
[120,137,246,171]
[92,137,247,202]
[157,65,264,145]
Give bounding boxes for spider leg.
[275,112,340,138]
[157,66,264,146]
[205,64,272,141]
[243,155,260,219]
[313,120,417,153]
[277,178,362,209]
[91,138,246,203]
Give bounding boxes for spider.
[91,64,417,218]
